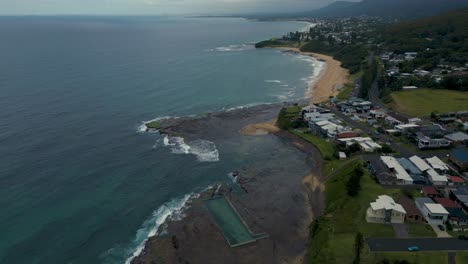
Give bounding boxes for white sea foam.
[265,80,282,83]
[136,116,178,133]
[206,44,254,52]
[299,22,316,33]
[162,136,219,162]
[122,192,201,264]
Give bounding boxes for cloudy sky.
[0,0,356,15]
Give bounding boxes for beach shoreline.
[280,47,349,104]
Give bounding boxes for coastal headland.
[132,42,343,264]
[133,102,326,264]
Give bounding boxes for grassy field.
[389,88,468,117]
[290,130,336,159]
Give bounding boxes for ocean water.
[0,16,320,264]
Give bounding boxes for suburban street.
[367,238,468,252]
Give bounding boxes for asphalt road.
[368,238,468,252]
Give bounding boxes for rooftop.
[448,176,465,183]
[426,156,449,171]
[381,156,413,182]
[370,195,406,213]
[434,197,461,208]
[425,203,450,215]
[451,149,468,163]
[422,186,439,195]
[409,155,431,172]
[445,132,468,142]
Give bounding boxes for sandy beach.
[239,119,279,136]
[282,48,349,104]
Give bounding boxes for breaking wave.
[114,192,202,264]
[206,44,254,52]
[136,116,178,133]
[163,136,219,162]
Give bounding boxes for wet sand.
[239,119,279,136]
[132,104,325,264]
[282,48,349,104]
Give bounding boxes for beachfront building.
[366,195,406,224]
[380,156,413,185]
[337,137,382,152]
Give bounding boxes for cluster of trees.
[382,7,468,66]
[276,107,307,130]
[359,57,381,99]
[346,164,364,197]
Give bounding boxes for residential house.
[448,176,466,187]
[404,52,418,60]
[398,158,426,184]
[366,195,406,224]
[422,186,440,198]
[450,187,468,212]
[426,169,448,186]
[449,149,468,170]
[380,156,414,184]
[426,156,449,173]
[420,203,450,225]
[409,155,432,173]
[398,196,424,223]
[433,197,467,226]
[444,132,468,145]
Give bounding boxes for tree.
[346,165,363,197]
[353,232,364,264]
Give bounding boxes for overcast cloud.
[0,0,358,15]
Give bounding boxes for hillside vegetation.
[383,8,468,68]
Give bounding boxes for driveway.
[367,238,468,252]
[431,224,452,238]
[392,223,409,238]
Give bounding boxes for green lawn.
[290,130,336,159]
[456,252,468,264]
[389,88,468,117]
[407,223,437,237]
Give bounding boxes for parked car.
[438,225,445,231]
[407,246,420,252]
[458,235,468,240]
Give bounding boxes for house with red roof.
[434,197,468,226]
[448,176,466,187]
[422,186,440,198]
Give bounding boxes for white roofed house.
[409,155,431,172]
[426,169,448,186]
[366,195,406,224]
[425,156,449,173]
[380,156,413,185]
[420,203,449,225]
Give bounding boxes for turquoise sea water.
[0,16,320,264]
